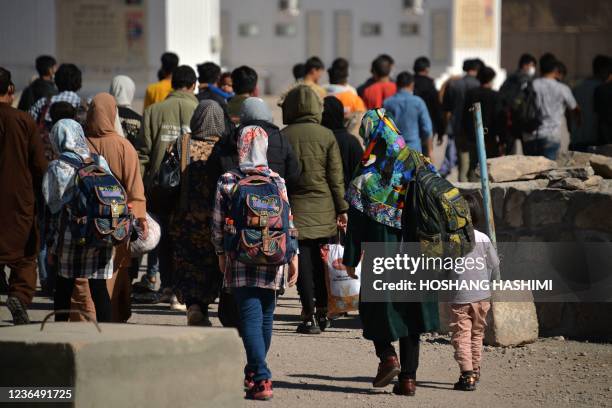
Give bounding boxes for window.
[276,23,297,37]
[400,22,420,36]
[238,23,260,37]
[279,0,300,16]
[403,0,424,15]
[361,22,382,37]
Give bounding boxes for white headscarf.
[109,75,135,107]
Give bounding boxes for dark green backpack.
[402,157,475,259]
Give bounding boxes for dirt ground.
[2,285,610,408]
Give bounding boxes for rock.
[524,190,568,227]
[559,151,612,179]
[545,166,594,181]
[504,188,527,227]
[485,301,539,347]
[482,155,557,183]
[584,175,604,188]
[553,335,565,341]
[575,199,612,231]
[0,323,244,408]
[548,177,586,190]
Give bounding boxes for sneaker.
[246,379,273,400]
[132,291,161,304]
[187,304,212,327]
[157,287,173,303]
[372,355,401,388]
[392,378,417,396]
[316,310,330,332]
[170,295,186,311]
[244,372,255,391]
[132,275,156,293]
[453,372,476,391]
[6,296,30,325]
[296,315,321,334]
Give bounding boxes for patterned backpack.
[59,154,132,247]
[223,172,298,266]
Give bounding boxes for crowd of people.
[1,49,611,400]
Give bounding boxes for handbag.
[157,133,191,191]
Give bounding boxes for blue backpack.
[223,172,298,266]
[59,154,132,248]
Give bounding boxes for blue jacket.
[383,90,433,152]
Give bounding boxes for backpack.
[59,154,132,248]
[223,172,298,266]
[510,80,542,133]
[402,154,475,259]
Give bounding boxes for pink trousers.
[449,300,491,372]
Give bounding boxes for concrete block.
[485,300,539,346]
[0,323,244,408]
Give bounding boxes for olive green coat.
[281,85,348,240]
[343,207,439,342]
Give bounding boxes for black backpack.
[511,80,542,133]
[402,155,475,259]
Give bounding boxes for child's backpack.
[223,172,298,266]
[59,154,132,248]
[402,153,475,259]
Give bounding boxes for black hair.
[378,54,395,66]
[372,56,392,78]
[477,66,496,85]
[396,71,414,88]
[305,56,325,74]
[463,58,482,73]
[592,55,612,78]
[292,63,306,81]
[197,62,221,84]
[160,52,179,77]
[328,58,349,84]
[231,65,258,94]
[219,72,232,84]
[35,55,57,77]
[171,65,197,89]
[464,194,482,227]
[54,64,82,92]
[0,67,12,95]
[540,55,558,75]
[49,102,77,125]
[556,61,567,78]
[413,56,430,73]
[518,53,537,69]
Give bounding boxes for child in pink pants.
[449,195,500,391]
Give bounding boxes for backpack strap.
[178,134,192,212]
[58,155,83,169]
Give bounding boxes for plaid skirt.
[56,227,115,280]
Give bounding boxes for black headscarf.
[322,96,345,131]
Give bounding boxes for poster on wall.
[56,0,147,83]
[454,0,495,48]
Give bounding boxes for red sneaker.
[246,379,273,400]
[244,372,255,391]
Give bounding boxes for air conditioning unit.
[279,0,300,17]
[403,0,424,16]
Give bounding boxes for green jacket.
[281,85,348,240]
[137,90,198,188]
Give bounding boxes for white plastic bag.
[321,243,361,317]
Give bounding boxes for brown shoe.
[372,355,401,388]
[393,378,417,396]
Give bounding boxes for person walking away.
[357,54,395,99]
[571,55,612,151]
[277,57,327,107]
[362,57,397,110]
[282,85,348,333]
[292,63,306,82]
[325,58,366,126]
[18,55,57,112]
[212,124,298,400]
[594,60,612,146]
[170,100,226,326]
[343,109,438,396]
[413,57,445,148]
[143,52,179,110]
[137,65,198,309]
[86,93,147,322]
[238,97,300,189]
[448,195,499,391]
[524,56,580,160]
[462,66,505,181]
[0,67,48,325]
[43,119,115,322]
[227,66,259,124]
[499,53,537,154]
[442,58,482,180]
[383,72,433,157]
[322,96,364,189]
[197,62,230,106]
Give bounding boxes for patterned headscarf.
[345,109,434,229]
[43,119,110,214]
[238,125,270,175]
[190,100,226,140]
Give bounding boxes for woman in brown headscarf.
[171,100,226,326]
[86,92,147,322]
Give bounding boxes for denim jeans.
[439,135,457,176]
[523,138,560,160]
[233,286,276,381]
